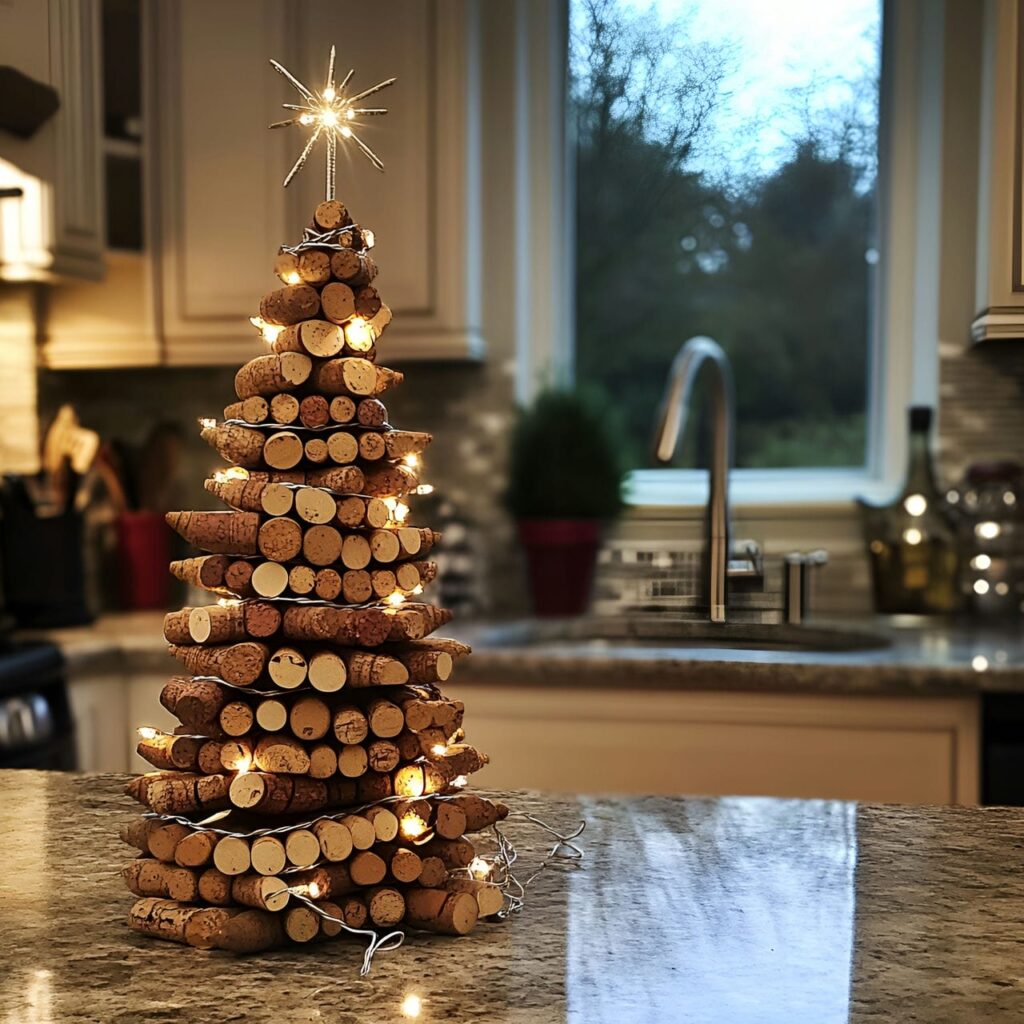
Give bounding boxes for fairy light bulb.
[430,743,447,756]
[401,994,422,1019]
[468,856,491,880]
[137,727,157,741]
[199,417,216,431]
[217,597,240,608]
[393,501,410,524]
[345,317,373,351]
[299,113,314,126]
[323,86,336,102]
[284,271,302,285]
[363,229,375,249]
[400,813,427,839]
[308,881,321,899]
[214,466,249,484]
[320,109,339,127]
[386,591,406,608]
[452,775,468,789]
[411,584,424,596]
[234,754,252,774]
[395,766,425,798]
[340,125,353,138]
[249,315,283,344]
[403,454,420,470]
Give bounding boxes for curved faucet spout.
[653,336,735,623]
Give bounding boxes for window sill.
[626,469,897,517]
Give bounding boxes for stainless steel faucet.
[653,337,759,623]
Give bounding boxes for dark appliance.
[0,642,75,770]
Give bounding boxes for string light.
[308,881,322,899]
[386,591,406,608]
[400,813,428,840]
[468,856,491,880]
[249,315,284,345]
[452,775,468,789]
[400,993,422,1019]
[430,743,447,756]
[217,597,241,608]
[137,727,157,741]
[402,454,420,470]
[414,484,434,495]
[199,417,217,431]
[213,466,250,483]
[345,317,373,351]
[411,585,424,596]
[363,229,375,249]
[234,754,253,774]
[393,501,410,524]
[395,767,425,798]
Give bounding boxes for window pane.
[570,0,882,470]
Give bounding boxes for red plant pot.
[117,511,171,609]
[517,519,602,618]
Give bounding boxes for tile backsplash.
[27,332,1024,621]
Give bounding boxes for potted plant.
[504,388,625,616]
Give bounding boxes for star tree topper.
[269,46,395,200]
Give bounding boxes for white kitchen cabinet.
[67,671,127,774]
[0,0,105,282]
[36,0,484,366]
[68,666,174,774]
[154,0,483,366]
[972,0,1024,341]
[447,684,980,805]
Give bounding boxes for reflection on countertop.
[20,611,1024,695]
[2,771,1024,1022]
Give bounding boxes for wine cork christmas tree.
[121,52,507,962]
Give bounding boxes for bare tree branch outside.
[571,0,883,470]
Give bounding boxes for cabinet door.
[972,0,1024,342]
[156,0,483,365]
[447,684,980,805]
[68,674,128,773]
[0,0,104,282]
[154,0,290,366]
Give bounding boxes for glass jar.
[947,462,1024,618]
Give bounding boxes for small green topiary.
[504,388,626,520]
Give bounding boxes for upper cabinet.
[0,0,105,282]
[39,0,485,366]
[972,0,1024,342]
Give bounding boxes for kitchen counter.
[30,610,1024,696]
[2,771,1024,1022]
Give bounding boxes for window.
[570,0,884,477]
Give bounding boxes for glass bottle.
[859,407,959,614]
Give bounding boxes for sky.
[578,0,882,182]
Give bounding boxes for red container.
[117,510,171,609]
[517,519,602,617]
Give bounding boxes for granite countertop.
[2,771,1024,1022]
[30,611,1024,697]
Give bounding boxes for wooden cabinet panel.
[448,684,980,805]
[972,0,1024,342]
[155,0,290,365]
[156,0,482,365]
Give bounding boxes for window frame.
[513,0,945,512]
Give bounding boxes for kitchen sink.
[475,617,890,653]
